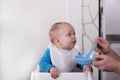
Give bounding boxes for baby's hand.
[83,65,93,72]
[50,67,60,79]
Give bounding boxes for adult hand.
[93,37,120,62]
[92,55,120,73]
[93,37,111,54]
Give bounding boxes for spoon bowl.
[75,43,97,65]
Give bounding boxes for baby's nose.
[73,35,76,39]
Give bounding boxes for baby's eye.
[66,33,75,37]
[73,32,75,36]
[66,33,71,36]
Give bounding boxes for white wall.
[0,0,82,80]
[69,0,82,52]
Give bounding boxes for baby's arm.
[83,65,93,72]
[39,48,60,79]
[39,48,54,72]
[76,64,93,72]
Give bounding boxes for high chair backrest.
[34,65,41,72]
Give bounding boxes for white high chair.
[30,65,94,80]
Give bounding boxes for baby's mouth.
[73,41,76,44]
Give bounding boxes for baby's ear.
[55,39,59,42]
[54,39,60,45]
[56,39,60,44]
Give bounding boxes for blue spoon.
[75,43,97,65]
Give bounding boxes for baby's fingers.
[51,71,59,79]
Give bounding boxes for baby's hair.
[49,22,71,44]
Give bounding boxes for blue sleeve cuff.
[76,63,84,70]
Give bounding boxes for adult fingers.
[97,37,109,49]
[94,55,106,60]
[92,55,106,66]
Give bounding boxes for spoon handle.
[88,43,97,54]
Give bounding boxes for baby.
[39,22,92,79]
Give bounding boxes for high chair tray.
[30,72,94,80]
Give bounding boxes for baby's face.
[57,24,76,50]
